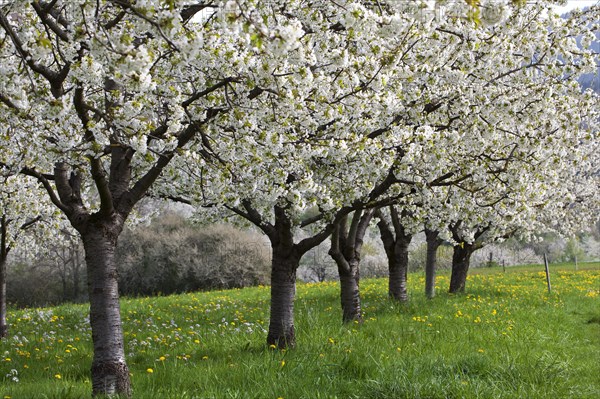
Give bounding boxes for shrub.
[116,214,271,296]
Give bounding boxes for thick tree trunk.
[449,244,474,293]
[388,240,410,302]
[267,253,299,349]
[376,207,412,302]
[0,257,7,339]
[82,227,131,397]
[238,201,335,349]
[338,260,361,323]
[330,210,372,323]
[425,229,442,299]
[1,215,8,338]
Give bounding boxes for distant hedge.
[116,214,271,296]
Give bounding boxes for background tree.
[375,207,417,302]
[329,209,374,323]
[424,227,444,299]
[0,175,54,338]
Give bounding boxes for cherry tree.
[0,0,304,395]
[171,0,499,344]
[334,1,600,306]
[329,209,374,323]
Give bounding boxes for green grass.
[1,263,599,398]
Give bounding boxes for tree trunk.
[388,239,410,302]
[82,226,131,397]
[0,257,7,339]
[267,253,299,349]
[236,200,335,349]
[449,244,474,293]
[1,215,8,338]
[329,210,373,323]
[376,207,412,302]
[425,229,442,299]
[338,260,361,323]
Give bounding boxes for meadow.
[1,263,599,399]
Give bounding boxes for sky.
[553,0,598,14]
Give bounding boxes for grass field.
[1,262,599,398]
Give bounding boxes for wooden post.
[502,260,505,273]
[575,255,578,271]
[544,253,552,293]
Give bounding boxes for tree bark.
[449,244,474,293]
[388,239,410,301]
[329,210,373,323]
[0,257,7,339]
[376,207,412,302]
[231,201,335,349]
[1,215,8,338]
[425,229,443,299]
[267,251,300,349]
[448,222,488,294]
[82,224,131,397]
[338,262,361,323]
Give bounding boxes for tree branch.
[182,77,236,108]
[328,222,351,273]
[32,1,69,42]
[19,166,71,215]
[0,12,70,97]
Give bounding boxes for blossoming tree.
[0,0,304,395]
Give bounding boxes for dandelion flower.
[146,368,154,374]
[54,374,62,379]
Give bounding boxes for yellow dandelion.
[280,360,285,367]
[194,339,200,344]
[478,349,485,353]
[159,356,166,361]
[146,368,154,374]
[54,374,62,379]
